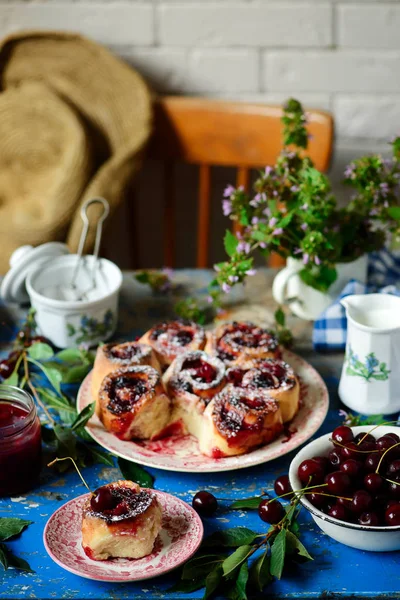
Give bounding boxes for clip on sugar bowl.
[1,198,123,348]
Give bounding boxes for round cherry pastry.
[258,499,285,524]
[298,459,325,485]
[274,475,293,499]
[192,491,218,516]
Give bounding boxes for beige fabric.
[0,31,153,272]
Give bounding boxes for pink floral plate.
[76,349,329,472]
[43,490,203,582]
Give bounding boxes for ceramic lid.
[1,242,70,304]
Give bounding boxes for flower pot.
[272,255,368,321]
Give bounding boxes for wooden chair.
[146,96,334,268]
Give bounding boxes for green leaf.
[204,565,223,599]
[118,457,154,488]
[0,544,8,570]
[36,387,75,414]
[3,547,33,572]
[0,518,32,542]
[249,551,272,592]
[182,555,225,580]
[54,348,82,363]
[285,531,313,561]
[230,497,262,510]
[53,424,77,458]
[71,402,95,432]
[41,425,56,443]
[234,561,249,600]
[388,206,400,221]
[224,230,239,257]
[27,342,54,360]
[203,527,259,548]
[274,307,285,327]
[28,357,62,394]
[270,529,286,579]
[86,446,114,466]
[3,369,19,386]
[62,364,92,384]
[222,545,252,577]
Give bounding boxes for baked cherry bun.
[139,320,206,370]
[97,366,171,440]
[163,351,226,438]
[82,480,162,560]
[227,359,299,423]
[200,384,283,458]
[91,342,160,413]
[205,321,280,366]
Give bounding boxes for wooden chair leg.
[197,164,211,268]
[163,161,175,268]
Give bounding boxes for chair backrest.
[148,96,334,268]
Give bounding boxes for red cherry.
[332,426,354,445]
[364,473,383,493]
[341,442,360,461]
[192,491,218,516]
[351,490,373,514]
[274,475,293,499]
[387,460,400,476]
[328,448,342,467]
[297,459,325,485]
[328,504,347,521]
[307,490,327,509]
[354,432,376,445]
[90,487,117,512]
[364,453,381,473]
[325,471,351,495]
[387,474,400,499]
[358,511,380,526]
[258,499,285,524]
[340,459,362,478]
[312,456,329,471]
[385,504,400,526]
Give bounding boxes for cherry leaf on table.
[203,527,259,548]
[117,457,154,488]
[249,550,272,592]
[222,545,252,577]
[0,544,8,570]
[234,561,249,600]
[27,342,54,360]
[270,529,287,580]
[85,446,114,467]
[204,565,223,599]
[27,357,62,394]
[1,545,34,572]
[62,365,93,384]
[71,402,95,432]
[230,497,263,510]
[0,518,33,542]
[182,555,225,581]
[285,531,313,561]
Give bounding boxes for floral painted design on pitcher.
[339,294,400,415]
[345,346,390,382]
[66,309,115,346]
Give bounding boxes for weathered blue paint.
[1,271,400,599]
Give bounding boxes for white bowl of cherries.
[288,425,400,551]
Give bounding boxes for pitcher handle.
[272,264,298,305]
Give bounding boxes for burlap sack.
[0,31,153,272]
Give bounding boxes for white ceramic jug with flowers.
[338,293,400,415]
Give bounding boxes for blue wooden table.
[1,270,399,599]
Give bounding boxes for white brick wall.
[1,1,400,196]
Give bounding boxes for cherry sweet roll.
[139,320,206,370]
[227,359,299,423]
[205,321,280,366]
[91,342,160,413]
[82,480,162,560]
[163,350,226,437]
[98,366,171,440]
[200,385,283,458]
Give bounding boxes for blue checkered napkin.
[312,249,400,352]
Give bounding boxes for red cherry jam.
[0,385,41,496]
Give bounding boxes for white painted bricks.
[338,4,400,49]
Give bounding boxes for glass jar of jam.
[0,385,42,496]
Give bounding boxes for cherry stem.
[47,457,92,493]
[330,438,380,453]
[269,481,328,504]
[375,441,400,475]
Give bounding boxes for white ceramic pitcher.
[338,294,400,415]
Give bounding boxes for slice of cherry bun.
[200,384,283,458]
[98,366,171,440]
[91,342,160,412]
[227,359,299,423]
[82,480,162,561]
[139,320,206,370]
[163,350,226,438]
[205,321,280,366]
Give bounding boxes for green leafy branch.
[0,518,33,572]
[173,493,311,599]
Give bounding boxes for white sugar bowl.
[1,245,123,348]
